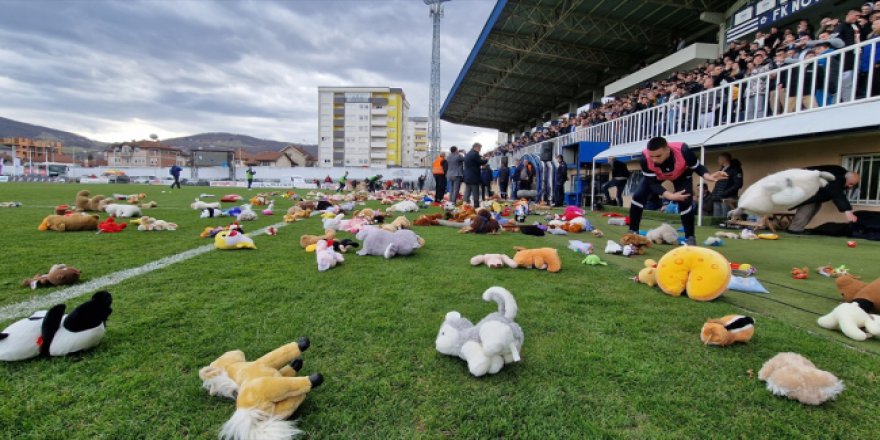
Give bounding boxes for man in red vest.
[628,137,728,245]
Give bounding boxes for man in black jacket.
[711,153,743,218]
[497,157,510,199]
[553,155,568,207]
[463,143,488,207]
[602,157,630,206]
[788,165,861,234]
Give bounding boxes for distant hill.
[164,133,317,157]
[0,116,104,149]
[0,117,317,157]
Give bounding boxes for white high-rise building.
[317,87,410,168]
[403,117,428,168]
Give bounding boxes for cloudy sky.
[0,0,499,150]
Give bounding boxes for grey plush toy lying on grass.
[355,226,424,259]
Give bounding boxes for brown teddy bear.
[87,194,107,212]
[462,209,499,234]
[380,216,411,232]
[38,214,100,232]
[620,233,652,255]
[21,264,81,288]
[299,229,335,248]
[836,275,880,313]
[512,247,562,272]
[74,190,91,211]
[414,213,443,226]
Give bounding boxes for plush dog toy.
[634,259,658,287]
[199,338,323,440]
[0,291,112,361]
[512,247,561,273]
[836,275,880,313]
[700,315,754,346]
[38,214,100,232]
[299,229,335,249]
[758,352,844,405]
[356,227,424,258]
[646,223,679,245]
[730,169,837,219]
[655,246,731,301]
[435,287,524,377]
[214,230,256,250]
[817,301,880,341]
[22,264,81,289]
[470,254,518,269]
[103,203,141,218]
[620,233,652,255]
[461,209,500,234]
[192,198,221,210]
[315,240,344,272]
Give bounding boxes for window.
[845,154,880,205]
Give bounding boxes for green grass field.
[1,182,879,439]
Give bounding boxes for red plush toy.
[98,216,127,233]
[562,206,585,221]
[220,194,242,203]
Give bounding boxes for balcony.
[370,142,386,149]
[370,130,387,137]
[371,107,387,115]
[370,152,386,159]
[371,118,388,127]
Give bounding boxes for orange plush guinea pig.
[655,246,731,301]
[512,247,562,273]
[700,315,755,346]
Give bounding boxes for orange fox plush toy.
[700,315,755,346]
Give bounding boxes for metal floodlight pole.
[425,0,450,179]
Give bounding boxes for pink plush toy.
[562,206,585,221]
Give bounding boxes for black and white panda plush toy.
[0,291,112,361]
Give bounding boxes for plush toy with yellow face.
[214,230,256,250]
[655,246,731,301]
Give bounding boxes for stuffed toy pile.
[512,247,561,272]
[315,239,344,272]
[435,287,524,377]
[356,227,424,259]
[730,168,836,218]
[199,338,323,440]
[0,291,112,361]
[758,352,843,405]
[21,264,81,289]
[38,214,100,232]
[655,246,731,301]
[700,315,755,346]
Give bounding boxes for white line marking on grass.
[0,222,289,321]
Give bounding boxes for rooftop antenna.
[424,0,450,168]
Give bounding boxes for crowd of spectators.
[487,4,880,158]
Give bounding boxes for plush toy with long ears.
[199,338,323,440]
[356,227,424,259]
[315,240,344,272]
[470,254,518,269]
[700,315,754,346]
[0,291,112,361]
[758,352,843,405]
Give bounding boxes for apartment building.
[105,140,187,168]
[1,137,64,163]
[403,117,428,168]
[317,87,410,168]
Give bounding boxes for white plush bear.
[191,198,220,210]
[315,239,344,272]
[435,287,524,377]
[236,204,257,222]
[322,213,345,231]
[387,200,419,213]
[730,169,836,218]
[103,203,141,218]
[817,301,880,341]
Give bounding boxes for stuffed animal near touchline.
[21,264,81,289]
[0,291,113,361]
[435,286,524,377]
[199,338,323,440]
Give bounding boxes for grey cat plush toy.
[435,286,524,377]
[356,226,424,259]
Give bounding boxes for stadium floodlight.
[425,0,450,168]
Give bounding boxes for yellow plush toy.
[655,246,731,301]
[214,230,256,250]
[635,259,658,287]
[199,338,323,440]
[512,247,562,273]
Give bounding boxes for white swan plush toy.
[0,291,113,361]
[729,169,836,218]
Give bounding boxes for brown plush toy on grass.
[299,229,335,248]
[512,247,562,273]
[620,233,652,255]
[199,338,323,440]
[21,264,81,289]
[38,214,100,232]
[836,275,880,313]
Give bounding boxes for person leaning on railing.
[857,19,880,98]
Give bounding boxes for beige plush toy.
[74,190,91,212]
[470,254,518,269]
[38,214,100,232]
[380,216,411,232]
[634,259,657,287]
[21,264,81,289]
[758,352,843,405]
[299,229,335,249]
[512,247,562,273]
[199,338,323,440]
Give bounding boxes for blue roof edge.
[439,0,509,120]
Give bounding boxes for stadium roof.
[440,0,737,131]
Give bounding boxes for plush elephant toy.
[435,287,524,377]
[356,227,424,259]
